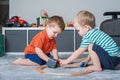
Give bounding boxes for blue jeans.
[25,53,52,65]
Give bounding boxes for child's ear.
[84,25,91,30]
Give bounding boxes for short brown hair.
[76,10,95,28]
[46,16,65,31]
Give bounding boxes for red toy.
[6,16,28,27]
[69,22,74,27]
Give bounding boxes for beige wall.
[10,0,120,27]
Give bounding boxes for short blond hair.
[46,16,65,31]
[76,10,95,28]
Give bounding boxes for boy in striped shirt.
[60,10,120,72]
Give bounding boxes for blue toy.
[80,62,87,67]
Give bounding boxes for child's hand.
[59,59,69,66]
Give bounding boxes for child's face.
[74,18,89,37]
[46,22,62,39]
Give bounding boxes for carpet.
[0,54,120,80]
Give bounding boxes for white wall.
[10,0,120,27]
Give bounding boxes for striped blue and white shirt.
[80,29,120,57]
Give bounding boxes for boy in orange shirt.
[12,16,65,66]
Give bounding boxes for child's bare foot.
[12,58,23,65]
[12,58,40,66]
[86,65,102,72]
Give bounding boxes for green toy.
[0,34,5,57]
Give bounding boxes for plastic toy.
[6,16,28,27]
